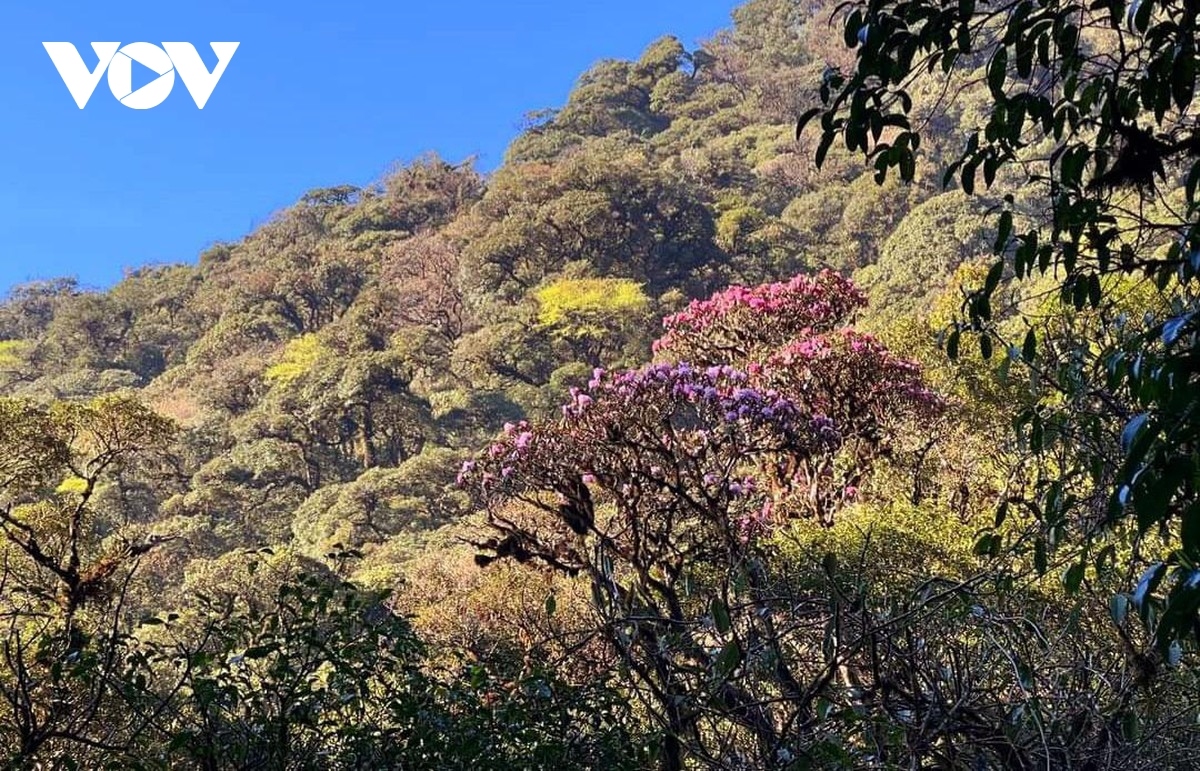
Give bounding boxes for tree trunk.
[358,404,376,470]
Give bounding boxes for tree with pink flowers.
[652,269,867,365]
[462,271,944,769]
[654,270,942,522]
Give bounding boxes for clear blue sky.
[0,1,738,295]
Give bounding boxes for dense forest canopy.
[0,0,1197,767]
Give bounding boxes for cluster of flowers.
[653,270,866,360]
[564,363,831,443]
[462,270,945,545]
[765,328,944,420]
[461,362,838,499]
[458,418,549,492]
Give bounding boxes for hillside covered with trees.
[0,0,1198,767]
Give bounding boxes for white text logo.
[43,42,240,109]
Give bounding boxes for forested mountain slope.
[0,0,1198,767]
[0,0,1002,582]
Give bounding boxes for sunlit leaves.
[806,0,1200,648]
[264,333,325,385]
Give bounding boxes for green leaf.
[946,328,961,360]
[796,107,821,140]
[987,48,1008,99]
[1034,538,1048,574]
[984,260,1004,294]
[873,153,890,184]
[1022,328,1037,363]
[1132,471,1174,531]
[994,210,1014,252]
[711,597,732,635]
[1155,569,1200,648]
[1062,561,1085,593]
[1186,162,1200,209]
[714,640,742,679]
[1088,273,1102,308]
[815,130,836,169]
[1162,312,1194,346]
[962,160,977,194]
[244,643,279,660]
[1181,502,1200,560]
[1133,563,1167,619]
[1121,709,1140,741]
[1121,413,1150,454]
[1173,47,1196,110]
[980,333,994,359]
[1111,593,1129,625]
[844,10,863,48]
[995,500,1009,527]
[1129,0,1153,33]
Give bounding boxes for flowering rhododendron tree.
[762,328,944,520]
[462,363,838,769]
[462,362,835,559]
[462,272,945,768]
[655,270,943,522]
[652,269,866,364]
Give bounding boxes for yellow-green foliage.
[772,501,982,593]
[8,501,67,536]
[1018,269,1173,349]
[55,476,89,495]
[535,278,649,338]
[264,334,326,385]
[716,202,766,251]
[0,340,28,368]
